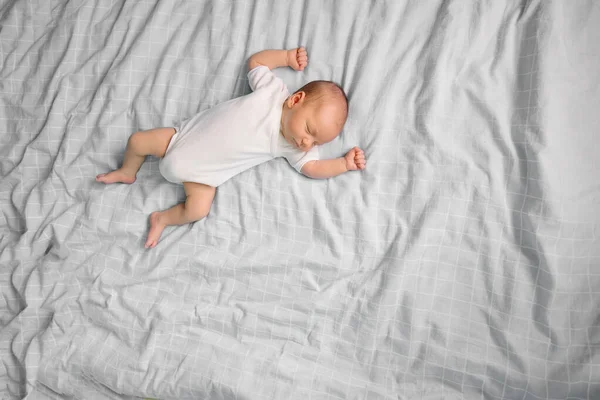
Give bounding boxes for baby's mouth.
[286,134,299,148]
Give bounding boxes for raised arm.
[248,47,308,71]
[301,147,366,179]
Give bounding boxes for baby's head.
[280,80,348,152]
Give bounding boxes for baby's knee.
[128,131,145,150]
[183,201,210,222]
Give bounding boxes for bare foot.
[145,212,166,248]
[96,169,136,184]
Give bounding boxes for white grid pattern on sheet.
[1,1,599,399]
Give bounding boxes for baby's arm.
[302,147,366,179]
[248,47,308,71]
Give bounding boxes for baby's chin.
[282,133,299,149]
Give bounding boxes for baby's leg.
[96,127,176,184]
[145,182,216,248]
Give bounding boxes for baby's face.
[280,92,343,152]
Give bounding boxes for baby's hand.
[287,47,308,71]
[344,147,366,171]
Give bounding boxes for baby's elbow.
[247,57,260,71]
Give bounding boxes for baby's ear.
[290,91,306,107]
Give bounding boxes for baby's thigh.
[132,127,176,158]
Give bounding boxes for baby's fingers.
[298,47,308,59]
[355,156,366,168]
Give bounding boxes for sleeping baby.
[96,47,367,248]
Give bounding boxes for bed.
[2,0,599,399]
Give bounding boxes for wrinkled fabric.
[1,1,599,399]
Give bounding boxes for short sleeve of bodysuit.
[278,141,320,173]
[248,65,286,93]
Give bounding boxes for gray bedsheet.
[2,0,599,399]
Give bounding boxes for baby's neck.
[279,120,285,139]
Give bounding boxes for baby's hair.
[295,80,348,124]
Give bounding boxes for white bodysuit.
[158,66,320,187]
